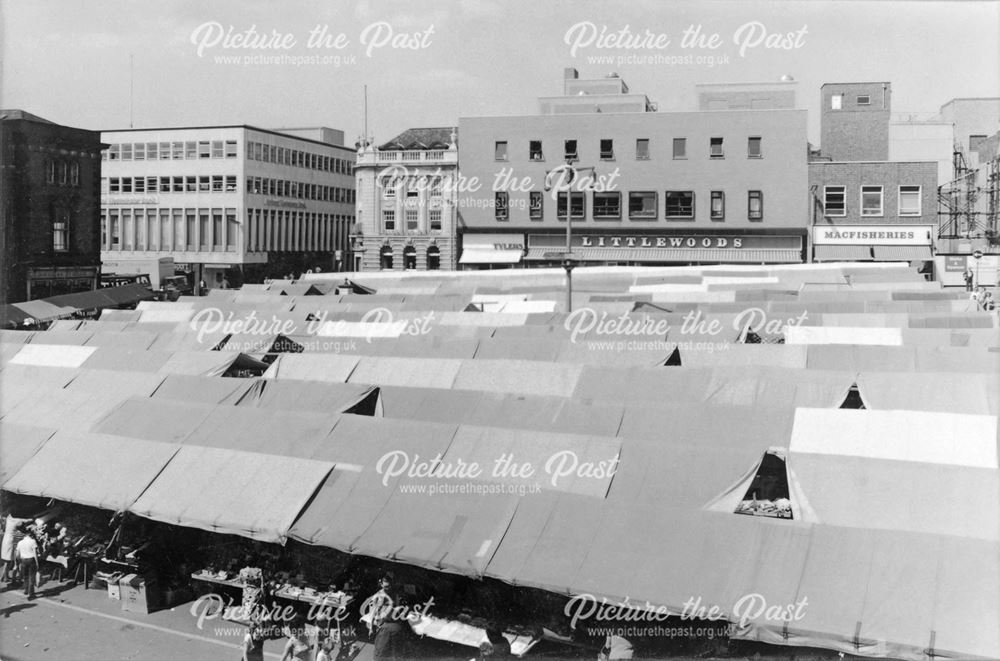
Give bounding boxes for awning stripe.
[525,247,801,263]
[813,245,874,261]
[873,246,933,261]
[459,249,523,264]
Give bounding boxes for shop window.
[748,190,763,221]
[664,191,694,219]
[747,136,762,158]
[636,138,650,160]
[529,140,543,161]
[898,185,921,216]
[495,192,509,221]
[628,191,657,220]
[709,137,724,158]
[594,192,621,219]
[600,139,614,160]
[529,192,543,220]
[557,192,585,220]
[735,450,792,519]
[861,185,883,216]
[564,140,578,162]
[824,186,846,216]
[710,191,725,221]
[494,141,508,161]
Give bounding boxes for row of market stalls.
[1,262,998,660]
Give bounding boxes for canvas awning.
[873,245,932,261]
[813,245,874,261]
[3,431,179,512]
[129,445,334,544]
[459,248,524,264]
[0,423,56,486]
[526,248,801,263]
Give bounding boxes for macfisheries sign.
[813,225,933,246]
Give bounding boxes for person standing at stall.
[241,621,265,661]
[16,530,40,599]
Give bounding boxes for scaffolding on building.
[939,143,1000,243]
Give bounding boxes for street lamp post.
[545,162,596,313]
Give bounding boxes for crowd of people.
[1,515,74,600]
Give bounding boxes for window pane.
[899,185,921,216]
[495,141,508,160]
[600,139,614,160]
[495,192,509,221]
[664,191,694,218]
[710,137,724,158]
[711,191,725,220]
[529,192,543,220]
[636,139,650,159]
[672,138,686,159]
[748,137,762,158]
[748,191,763,220]
[861,186,883,216]
[628,192,656,219]
[824,186,846,215]
[594,192,621,219]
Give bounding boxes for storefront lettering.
[578,236,744,248]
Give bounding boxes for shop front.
[458,233,526,270]
[523,232,804,266]
[812,225,934,264]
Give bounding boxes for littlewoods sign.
[580,235,745,248]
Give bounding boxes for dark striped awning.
[525,247,801,263]
[813,245,874,261]
[873,246,933,261]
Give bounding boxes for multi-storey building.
[457,71,809,268]
[100,125,355,289]
[809,161,938,263]
[353,128,458,271]
[820,82,892,162]
[0,110,103,304]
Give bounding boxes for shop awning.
[873,245,933,261]
[129,445,335,544]
[459,248,523,264]
[12,299,78,322]
[524,248,801,263]
[813,245,874,261]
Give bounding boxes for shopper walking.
[16,530,39,599]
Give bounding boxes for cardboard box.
[121,574,157,614]
[107,573,124,600]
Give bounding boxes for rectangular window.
[185,142,197,159]
[59,162,68,185]
[226,210,238,249]
[159,177,170,193]
[211,141,224,158]
[159,142,171,159]
[109,144,120,160]
[710,137,724,158]
[748,137,762,158]
[172,142,184,159]
[382,180,396,199]
[122,143,133,160]
[382,209,396,231]
[173,176,184,193]
[70,163,79,186]
[199,176,210,192]
[530,140,543,161]
[710,191,725,220]
[495,192,509,221]
[198,141,211,159]
[824,186,846,216]
[121,177,132,193]
[628,192,657,220]
[665,191,695,219]
[600,139,614,160]
[564,140,578,161]
[134,143,145,161]
[861,185,883,216]
[857,95,871,105]
[636,139,650,160]
[429,209,442,231]
[748,190,763,221]
[405,209,419,230]
[134,177,145,194]
[146,176,157,192]
[594,192,622,219]
[970,135,988,151]
[529,192,543,220]
[111,211,120,248]
[672,138,686,159]
[186,176,197,192]
[898,185,921,216]
[211,175,224,192]
[53,219,68,252]
[557,192,585,220]
[46,161,55,183]
[146,143,157,160]
[212,210,223,249]
[831,94,842,110]
[226,176,237,192]
[186,211,196,250]
[109,177,120,193]
[494,141,507,161]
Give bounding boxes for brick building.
[820,82,892,162]
[0,110,103,304]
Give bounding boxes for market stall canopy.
[263,353,360,382]
[3,431,179,512]
[7,343,96,368]
[150,374,257,405]
[348,356,463,389]
[129,445,334,544]
[452,359,583,398]
[856,371,999,415]
[233,379,379,415]
[0,422,56,486]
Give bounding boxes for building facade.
[820,82,892,162]
[100,125,355,289]
[353,128,458,271]
[0,110,103,304]
[809,161,938,263]
[457,73,809,268]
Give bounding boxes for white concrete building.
[100,125,355,288]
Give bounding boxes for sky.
[2,0,998,146]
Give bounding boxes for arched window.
[403,245,417,270]
[380,244,394,270]
[427,245,441,270]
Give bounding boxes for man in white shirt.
[16,532,39,599]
